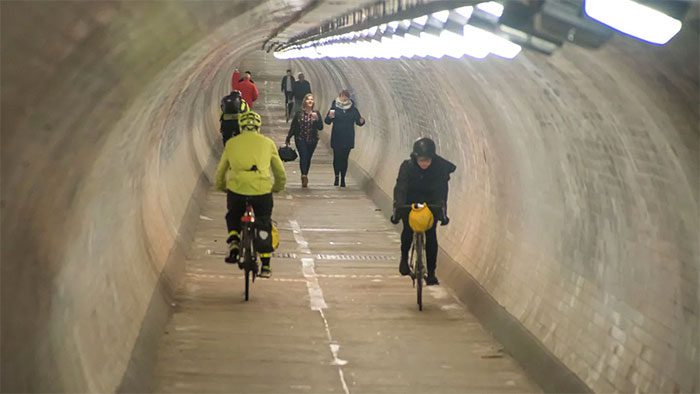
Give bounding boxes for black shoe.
[399,256,410,276]
[334,176,339,186]
[340,178,346,188]
[224,249,239,264]
[426,273,440,286]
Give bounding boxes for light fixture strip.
[275,2,525,61]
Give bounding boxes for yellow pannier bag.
[408,203,434,233]
[271,222,279,250]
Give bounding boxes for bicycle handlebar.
[394,203,444,209]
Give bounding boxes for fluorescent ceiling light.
[454,6,474,19]
[584,0,682,44]
[412,15,429,26]
[273,3,522,61]
[432,10,450,23]
[463,25,521,59]
[476,1,504,18]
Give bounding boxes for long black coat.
[393,155,456,208]
[292,80,311,101]
[324,100,365,150]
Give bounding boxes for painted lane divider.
[289,220,350,394]
[302,257,328,311]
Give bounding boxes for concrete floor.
[151,77,541,393]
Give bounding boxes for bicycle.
[238,200,259,301]
[393,203,443,311]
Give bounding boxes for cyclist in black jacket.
[391,137,456,285]
[219,90,249,146]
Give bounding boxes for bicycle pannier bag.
[408,204,434,232]
[254,221,274,254]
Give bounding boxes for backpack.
[221,91,243,114]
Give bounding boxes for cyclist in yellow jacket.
[215,111,286,277]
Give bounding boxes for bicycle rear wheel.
[244,268,250,301]
[243,229,254,301]
[415,234,424,311]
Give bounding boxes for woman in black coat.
[324,90,365,187]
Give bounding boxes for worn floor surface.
[152,71,541,394]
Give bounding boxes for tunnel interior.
[1,1,698,393]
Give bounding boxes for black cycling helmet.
[411,137,436,159]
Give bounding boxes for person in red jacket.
[231,68,259,108]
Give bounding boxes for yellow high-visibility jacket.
[215,130,286,195]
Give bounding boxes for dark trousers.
[284,91,294,117]
[220,119,239,146]
[226,191,273,234]
[400,215,438,274]
[221,132,231,146]
[295,137,318,175]
[332,147,352,178]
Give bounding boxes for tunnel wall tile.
[296,22,698,393]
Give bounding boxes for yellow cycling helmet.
[238,110,262,132]
[408,203,434,232]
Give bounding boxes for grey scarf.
[335,97,352,110]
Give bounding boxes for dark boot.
[259,257,271,278]
[399,255,410,276]
[224,231,240,264]
[340,177,346,188]
[426,271,440,286]
[334,176,339,186]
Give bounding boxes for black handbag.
[278,145,298,162]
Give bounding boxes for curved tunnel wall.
[1,1,697,393]
[1,1,298,392]
[299,31,699,392]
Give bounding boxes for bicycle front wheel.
[415,234,424,311]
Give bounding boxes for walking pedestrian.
[292,73,311,114]
[285,93,323,188]
[324,90,365,187]
[281,69,295,122]
[231,68,259,108]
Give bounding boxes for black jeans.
[400,214,438,274]
[284,91,294,117]
[226,191,273,234]
[295,137,318,175]
[220,119,239,146]
[226,191,274,263]
[333,147,352,179]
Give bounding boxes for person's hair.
[286,69,292,73]
[245,71,252,75]
[339,89,350,98]
[298,73,305,78]
[302,93,314,110]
